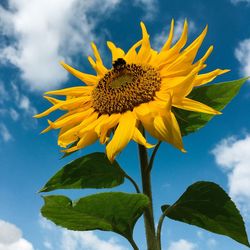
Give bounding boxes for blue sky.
[0,0,250,249]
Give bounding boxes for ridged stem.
[138,128,158,250]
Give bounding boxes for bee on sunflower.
[35,20,228,162]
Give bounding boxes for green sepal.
[161,181,250,247]
[40,152,125,192]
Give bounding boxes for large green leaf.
[40,152,125,192]
[161,181,250,247]
[41,192,149,244]
[174,77,248,136]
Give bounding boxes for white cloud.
[0,0,158,91]
[231,0,250,4]
[153,19,196,51]
[212,135,250,212]
[0,82,37,130]
[9,108,19,121]
[0,123,12,142]
[206,238,217,248]
[0,219,34,250]
[168,239,197,250]
[0,0,121,91]
[235,38,250,77]
[61,231,128,250]
[39,217,128,250]
[0,81,8,103]
[133,0,158,20]
[19,95,37,116]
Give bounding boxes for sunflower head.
[35,20,229,162]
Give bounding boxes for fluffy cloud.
[0,123,12,142]
[0,219,34,250]
[152,19,196,51]
[39,217,128,250]
[212,135,250,212]
[168,239,197,250]
[60,231,128,250]
[235,39,250,77]
[0,0,157,91]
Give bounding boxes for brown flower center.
[92,58,161,115]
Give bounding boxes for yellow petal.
[43,96,62,105]
[153,115,172,142]
[179,25,208,64]
[133,127,155,148]
[161,19,174,52]
[88,56,107,77]
[170,63,204,98]
[170,112,185,152]
[107,41,125,62]
[106,111,136,162]
[95,114,121,135]
[48,108,94,130]
[174,98,221,115]
[134,103,161,139]
[91,42,103,64]
[62,131,98,153]
[136,22,151,63]
[90,42,108,76]
[77,131,98,150]
[45,86,93,96]
[154,20,188,67]
[197,45,213,64]
[194,69,230,86]
[58,112,98,147]
[60,61,98,85]
[78,114,108,136]
[34,96,91,118]
[125,40,142,63]
[172,19,188,52]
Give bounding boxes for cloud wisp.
[0,123,12,142]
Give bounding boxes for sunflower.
[35,20,229,162]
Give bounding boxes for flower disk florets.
[92,58,161,115]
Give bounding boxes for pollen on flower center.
[92,58,161,114]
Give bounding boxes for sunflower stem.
[156,207,170,250]
[138,128,158,250]
[128,237,140,250]
[124,174,141,193]
[148,141,161,173]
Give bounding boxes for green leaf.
[161,181,250,247]
[174,77,248,136]
[40,152,125,192]
[41,192,149,243]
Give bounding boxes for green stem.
[128,238,140,250]
[148,141,161,173]
[138,128,158,250]
[116,164,141,193]
[124,174,141,193]
[156,207,170,250]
